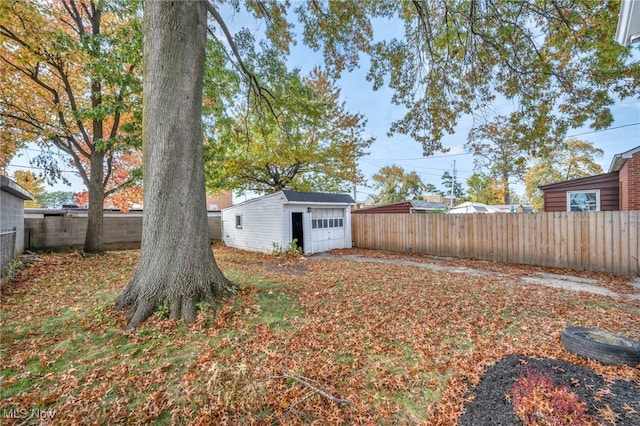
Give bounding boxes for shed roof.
[281,190,355,204]
[352,199,447,214]
[410,200,447,210]
[0,175,34,200]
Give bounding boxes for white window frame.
[566,190,601,212]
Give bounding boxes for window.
[311,216,344,229]
[235,214,242,229]
[567,190,600,212]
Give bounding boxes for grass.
[1,246,639,425]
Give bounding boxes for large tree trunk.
[116,0,234,329]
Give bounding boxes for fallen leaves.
[1,246,639,424]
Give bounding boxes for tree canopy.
[299,1,639,155]
[466,173,506,205]
[205,66,372,194]
[371,165,426,204]
[524,139,604,211]
[0,0,142,251]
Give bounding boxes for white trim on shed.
[222,190,355,254]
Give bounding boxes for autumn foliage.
[1,247,639,424]
[73,151,143,211]
[510,367,599,425]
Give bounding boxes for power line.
[6,163,79,174]
[366,151,472,162]
[566,122,640,138]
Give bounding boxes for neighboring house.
[610,145,640,211]
[616,0,640,45]
[352,200,447,215]
[489,204,534,214]
[222,190,355,254]
[448,201,501,214]
[540,145,640,212]
[206,190,233,211]
[1,175,33,275]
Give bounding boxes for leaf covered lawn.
[1,246,639,424]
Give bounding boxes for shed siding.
[222,191,354,254]
[222,193,284,253]
[541,172,620,212]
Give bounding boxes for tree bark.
[115,0,234,329]
[84,149,105,253]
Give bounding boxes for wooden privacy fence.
[351,211,640,276]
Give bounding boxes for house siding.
[618,151,640,210]
[222,193,284,253]
[541,172,620,212]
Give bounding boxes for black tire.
[561,327,640,367]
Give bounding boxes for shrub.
[509,367,600,426]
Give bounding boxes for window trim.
[235,214,243,229]
[566,189,601,212]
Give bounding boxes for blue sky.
[281,16,640,202]
[6,7,640,203]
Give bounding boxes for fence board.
[351,211,639,276]
[630,211,639,275]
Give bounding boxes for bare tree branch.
[257,373,353,408]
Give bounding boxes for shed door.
[310,208,346,253]
[291,212,304,250]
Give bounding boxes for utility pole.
[450,160,457,208]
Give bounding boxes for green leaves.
[524,139,604,211]
[371,165,428,204]
[204,62,372,194]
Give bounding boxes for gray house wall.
[1,175,33,273]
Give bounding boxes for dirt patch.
[264,261,310,275]
[459,355,640,425]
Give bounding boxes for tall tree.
[73,150,142,211]
[524,139,604,211]
[117,1,637,328]
[12,170,44,207]
[466,116,528,203]
[441,171,465,201]
[206,67,372,194]
[115,1,234,329]
[0,0,142,252]
[465,173,505,205]
[371,165,426,204]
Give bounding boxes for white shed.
[222,190,355,254]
